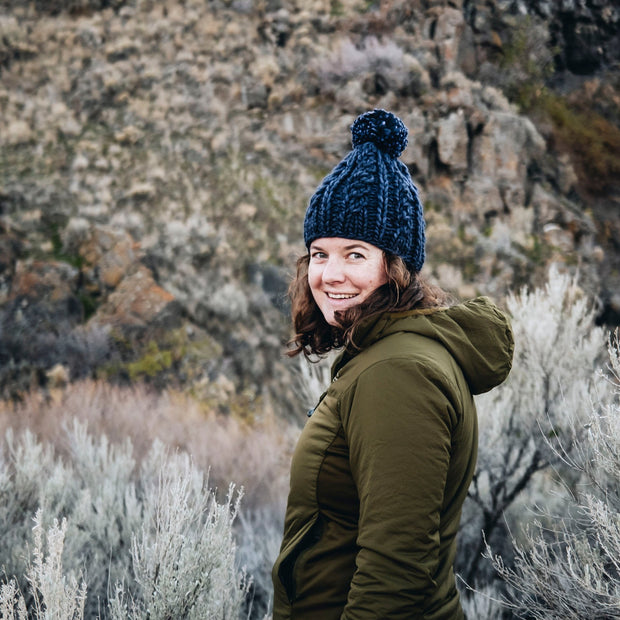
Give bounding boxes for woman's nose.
[322,258,346,283]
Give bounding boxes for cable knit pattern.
[304,109,425,272]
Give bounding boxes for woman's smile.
[325,292,358,300]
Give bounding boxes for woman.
[272,110,514,619]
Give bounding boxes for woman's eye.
[311,251,327,260]
[349,252,364,260]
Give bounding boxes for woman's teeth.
[327,293,356,299]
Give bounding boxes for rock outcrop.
[0,0,618,416]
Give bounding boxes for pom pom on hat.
[351,108,408,158]
[304,109,426,272]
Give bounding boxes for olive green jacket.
[272,298,514,620]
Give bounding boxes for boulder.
[90,265,179,329]
[437,109,468,172]
[63,221,138,290]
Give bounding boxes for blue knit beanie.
[304,109,425,272]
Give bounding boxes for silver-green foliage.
[0,424,249,620]
[110,443,248,619]
[486,334,620,618]
[459,266,609,586]
[1,510,87,620]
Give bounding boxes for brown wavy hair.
[287,252,450,358]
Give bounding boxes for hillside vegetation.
[1,0,618,411]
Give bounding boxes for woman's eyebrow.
[310,242,369,252]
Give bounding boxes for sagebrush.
[0,423,253,619]
[485,332,620,618]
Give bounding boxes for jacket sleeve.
[338,357,459,619]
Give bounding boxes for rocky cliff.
[1,0,618,417]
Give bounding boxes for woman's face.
[308,237,388,326]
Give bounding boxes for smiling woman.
[272,110,514,620]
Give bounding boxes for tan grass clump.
[0,379,298,512]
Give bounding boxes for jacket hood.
[354,297,514,395]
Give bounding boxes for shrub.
[0,423,251,619]
[313,36,427,98]
[485,333,620,618]
[1,511,87,620]
[460,584,504,620]
[0,382,298,619]
[542,93,620,197]
[110,447,249,619]
[487,16,556,111]
[126,340,173,380]
[458,265,609,589]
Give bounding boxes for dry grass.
[0,380,298,512]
